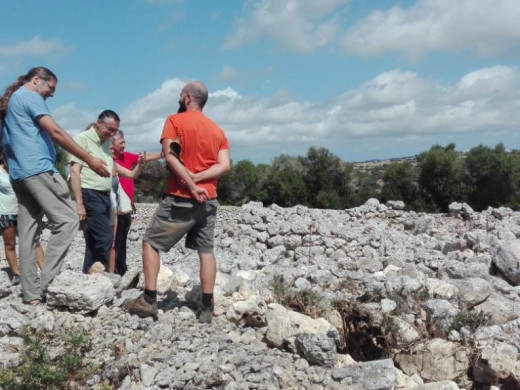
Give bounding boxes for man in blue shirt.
[0,66,110,304]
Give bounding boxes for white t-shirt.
[0,166,18,215]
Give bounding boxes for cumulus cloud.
[53,104,99,135]
[0,36,72,58]
[341,0,520,60]
[224,0,349,53]
[53,66,520,163]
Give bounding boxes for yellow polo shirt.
[70,126,113,191]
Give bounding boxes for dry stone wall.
[1,199,520,388]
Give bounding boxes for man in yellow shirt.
[70,110,118,273]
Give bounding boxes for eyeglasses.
[101,121,120,133]
[43,80,56,93]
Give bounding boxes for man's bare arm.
[69,162,86,221]
[162,139,208,203]
[38,115,110,178]
[117,154,144,178]
[189,149,231,183]
[142,152,163,162]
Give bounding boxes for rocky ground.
[2,199,520,389]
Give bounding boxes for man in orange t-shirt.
[124,81,230,322]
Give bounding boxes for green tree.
[264,155,307,207]
[506,150,520,210]
[464,143,513,210]
[217,160,269,205]
[134,160,167,202]
[302,147,353,209]
[417,143,464,212]
[380,161,417,204]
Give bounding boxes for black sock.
[202,293,213,308]
[144,289,157,303]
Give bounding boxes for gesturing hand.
[88,157,110,177]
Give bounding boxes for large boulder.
[47,270,115,313]
[493,240,520,285]
[294,333,337,367]
[395,339,470,382]
[264,303,338,352]
[226,295,267,327]
[473,342,520,387]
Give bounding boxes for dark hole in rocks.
[334,300,389,362]
[489,261,516,287]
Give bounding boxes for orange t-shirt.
[161,111,229,199]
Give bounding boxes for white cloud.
[341,0,520,60]
[224,0,349,53]
[53,103,99,135]
[53,66,520,163]
[0,36,72,58]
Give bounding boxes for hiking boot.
[197,299,215,324]
[123,294,158,319]
[88,261,105,275]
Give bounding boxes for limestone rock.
[294,333,337,367]
[0,302,28,336]
[473,342,520,387]
[395,339,470,382]
[331,359,397,389]
[493,240,520,285]
[46,270,115,313]
[265,303,338,351]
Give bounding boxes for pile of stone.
[2,198,520,389]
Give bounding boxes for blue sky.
[1,0,520,164]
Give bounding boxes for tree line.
[132,143,520,212]
[3,142,518,212]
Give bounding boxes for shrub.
[271,275,325,318]
[0,327,100,390]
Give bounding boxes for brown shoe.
[88,261,105,275]
[197,296,215,324]
[123,294,158,319]
[197,305,214,324]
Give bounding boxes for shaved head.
[183,81,208,109]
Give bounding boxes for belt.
[84,188,111,196]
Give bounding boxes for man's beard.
[177,100,187,113]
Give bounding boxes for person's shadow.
[158,291,186,312]
[158,286,202,314]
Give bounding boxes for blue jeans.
[81,189,113,273]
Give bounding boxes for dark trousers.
[81,189,113,273]
[114,212,132,275]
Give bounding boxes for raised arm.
[38,115,110,178]
[116,156,143,178]
[141,151,163,162]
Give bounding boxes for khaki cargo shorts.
[144,195,218,253]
